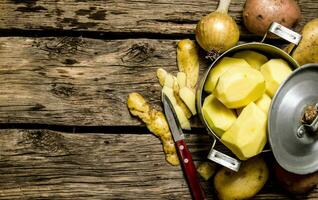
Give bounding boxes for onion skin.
[243,0,301,37]
[195,0,240,53]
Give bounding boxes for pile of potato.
[203,50,293,160]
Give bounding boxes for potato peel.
[127,92,179,166]
[177,39,199,89]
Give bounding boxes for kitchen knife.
[162,94,206,200]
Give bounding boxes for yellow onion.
[195,0,239,54]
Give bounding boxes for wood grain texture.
[0,129,317,199]
[0,0,317,37]
[0,37,211,126]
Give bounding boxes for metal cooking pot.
[197,22,317,174]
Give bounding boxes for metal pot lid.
[269,64,318,175]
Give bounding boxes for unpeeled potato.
[214,156,269,200]
[243,0,301,37]
[288,18,318,66]
[274,162,318,194]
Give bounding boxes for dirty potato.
[214,156,269,200]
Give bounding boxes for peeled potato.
[214,156,269,200]
[214,66,265,109]
[260,59,292,97]
[221,102,267,160]
[204,57,250,93]
[179,87,196,115]
[162,74,191,130]
[255,93,271,114]
[202,94,237,137]
[233,50,268,70]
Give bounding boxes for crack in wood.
[32,37,87,57]
[16,5,47,12]
[0,123,152,134]
[121,43,155,63]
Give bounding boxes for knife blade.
[162,94,206,200]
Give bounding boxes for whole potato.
[243,0,301,37]
[289,18,318,65]
[274,162,318,194]
[214,156,269,200]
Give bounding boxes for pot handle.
[207,135,241,172]
[261,22,302,45]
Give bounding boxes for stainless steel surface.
[298,103,318,137]
[206,130,241,171]
[207,148,241,172]
[269,64,318,175]
[162,94,185,142]
[262,22,302,45]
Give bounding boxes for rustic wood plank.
[0,0,317,37]
[0,129,317,199]
[0,37,211,126]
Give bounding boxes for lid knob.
[297,103,318,138]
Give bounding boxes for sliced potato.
[162,74,191,130]
[214,66,265,109]
[255,93,271,114]
[179,87,196,115]
[214,156,269,200]
[221,102,267,160]
[233,50,268,70]
[157,70,192,119]
[177,72,187,89]
[202,94,237,137]
[260,59,292,97]
[204,57,251,93]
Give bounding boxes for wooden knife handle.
[176,140,206,200]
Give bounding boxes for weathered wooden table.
[0,0,317,199]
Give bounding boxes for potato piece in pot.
[233,50,268,70]
[204,57,251,93]
[260,59,292,97]
[221,102,267,160]
[214,66,265,109]
[255,93,271,115]
[202,94,237,137]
